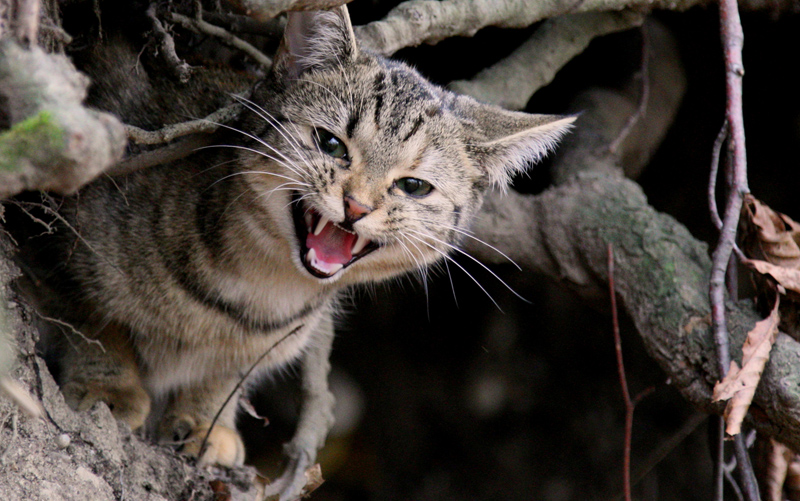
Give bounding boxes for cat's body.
[10,6,573,466]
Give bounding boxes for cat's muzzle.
[291,192,380,278]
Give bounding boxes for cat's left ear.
[273,6,359,80]
[454,97,576,189]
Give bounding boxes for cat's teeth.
[314,216,329,236]
[306,248,343,276]
[304,212,313,230]
[351,234,369,255]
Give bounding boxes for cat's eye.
[395,177,433,198]
[315,129,348,160]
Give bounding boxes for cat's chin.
[291,192,380,280]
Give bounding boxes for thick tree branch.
[356,0,795,56]
[468,173,800,450]
[448,11,644,110]
[458,11,799,454]
[356,0,695,55]
[226,0,349,21]
[0,40,126,199]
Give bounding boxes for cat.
[8,6,574,467]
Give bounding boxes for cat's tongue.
[306,220,357,274]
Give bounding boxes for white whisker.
[403,232,503,311]
[407,228,528,304]
[415,217,522,271]
[201,145,309,183]
[231,95,313,168]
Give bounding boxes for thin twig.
[734,433,760,501]
[724,455,746,501]
[169,12,272,69]
[608,25,650,154]
[630,413,708,489]
[714,416,726,501]
[0,378,43,419]
[203,11,285,37]
[145,4,193,83]
[108,134,217,177]
[198,324,304,459]
[708,120,728,231]
[125,103,243,145]
[712,0,757,498]
[608,244,655,501]
[31,310,105,353]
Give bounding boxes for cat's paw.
[61,379,151,430]
[164,416,246,467]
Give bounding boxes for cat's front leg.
[59,322,151,430]
[261,315,336,500]
[157,377,246,467]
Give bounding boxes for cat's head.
[237,6,574,284]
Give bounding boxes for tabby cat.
[12,6,573,467]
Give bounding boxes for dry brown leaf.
[786,452,800,500]
[712,298,780,435]
[760,436,794,501]
[741,194,800,268]
[240,397,270,426]
[745,259,800,295]
[301,464,325,497]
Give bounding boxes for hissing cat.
[13,6,573,466]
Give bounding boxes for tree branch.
[225,0,349,21]
[356,0,794,56]
[448,11,644,110]
[169,12,273,69]
[124,103,243,145]
[356,0,686,56]
[453,8,800,456]
[0,40,126,199]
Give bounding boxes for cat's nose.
[343,195,372,223]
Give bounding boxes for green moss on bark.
[0,111,64,173]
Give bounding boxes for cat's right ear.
[273,6,359,80]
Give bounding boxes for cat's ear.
[454,97,576,189]
[273,6,359,80]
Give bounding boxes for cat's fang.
[303,212,313,230]
[351,234,369,255]
[313,216,329,236]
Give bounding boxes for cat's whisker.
[202,116,301,166]
[203,144,308,181]
[252,183,307,205]
[442,259,459,308]
[407,228,529,304]
[200,120,309,179]
[231,96,314,168]
[395,234,432,303]
[403,232,503,311]
[283,191,315,212]
[415,217,522,271]
[394,234,427,277]
[199,142,303,177]
[191,158,241,178]
[210,168,310,189]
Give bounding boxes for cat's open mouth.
[292,193,380,278]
